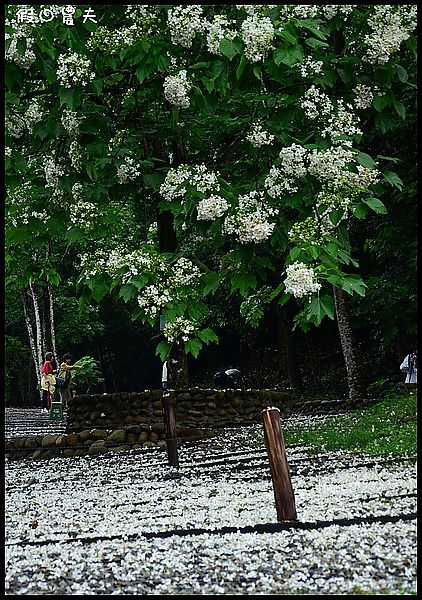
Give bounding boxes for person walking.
[40,352,56,412]
[58,353,82,408]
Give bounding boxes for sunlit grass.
[281,392,417,456]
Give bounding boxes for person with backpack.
[40,352,56,412]
[57,353,82,408]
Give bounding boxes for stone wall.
[66,388,292,433]
[5,388,293,461]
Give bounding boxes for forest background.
[5,5,417,406]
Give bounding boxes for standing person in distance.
[58,353,82,408]
[40,351,56,412]
[400,350,417,384]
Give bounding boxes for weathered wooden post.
[261,406,297,522]
[162,358,179,469]
[162,390,179,469]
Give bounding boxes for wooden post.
[162,390,179,469]
[261,406,297,522]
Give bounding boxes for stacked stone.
[5,388,293,461]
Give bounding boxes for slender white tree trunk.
[21,289,42,401]
[47,279,58,365]
[29,281,44,371]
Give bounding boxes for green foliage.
[281,393,417,457]
[4,4,417,364]
[72,356,104,387]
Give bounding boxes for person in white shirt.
[400,351,417,384]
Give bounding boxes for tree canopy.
[5,4,417,371]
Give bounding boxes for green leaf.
[184,338,202,358]
[356,152,377,170]
[219,38,240,61]
[91,79,103,95]
[197,328,219,344]
[341,274,367,297]
[155,340,171,361]
[382,171,404,190]
[393,99,406,121]
[278,292,291,306]
[230,273,257,297]
[351,203,368,219]
[202,271,220,296]
[372,94,390,112]
[59,88,81,110]
[363,197,387,214]
[305,37,329,49]
[395,64,408,82]
[118,285,136,302]
[273,44,303,67]
[236,55,248,80]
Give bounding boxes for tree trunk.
[47,279,58,364]
[29,281,44,369]
[21,288,42,401]
[333,286,366,404]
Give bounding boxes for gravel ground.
[5,424,417,595]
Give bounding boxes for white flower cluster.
[301,86,362,145]
[80,245,167,280]
[167,5,207,48]
[299,57,324,78]
[61,109,83,137]
[44,156,65,198]
[5,147,12,157]
[87,6,159,54]
[197,195,229,221]
[353,84,373,110]
[5,31,36,70]
[117,156,141,184]
[56,52,96,87]
[223,190,278,244]
[6,182,48,228]
[308,146,356,183]
[236,5,277,17]
[163,316,197,343]
[69,200,97,231]
[160,164,220,202]
[137,285,173,319]
[5,114,25,138]
[5,100,43,138]
[71,182,84,201]
[246,123,275,147]
[241,15,275,62]
[170,257,202,288]
[300,85,333,120]
[265,144,308,197]
[25,100,44,128]
[108,129,128,154]
[345,165,379,189]
[363,5,417,65]
[284,262,321,298]
[69,141,84,172]
[278,5,319,20]
[319,5,356,20]
[320,99,362,142]
[163,70,192,108]
[206,15,237,55]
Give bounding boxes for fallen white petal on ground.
[5,424,417,595]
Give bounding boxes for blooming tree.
[5,5,416,395]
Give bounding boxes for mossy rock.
[106,429,127,443]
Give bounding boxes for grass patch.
[281,392,417,457]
